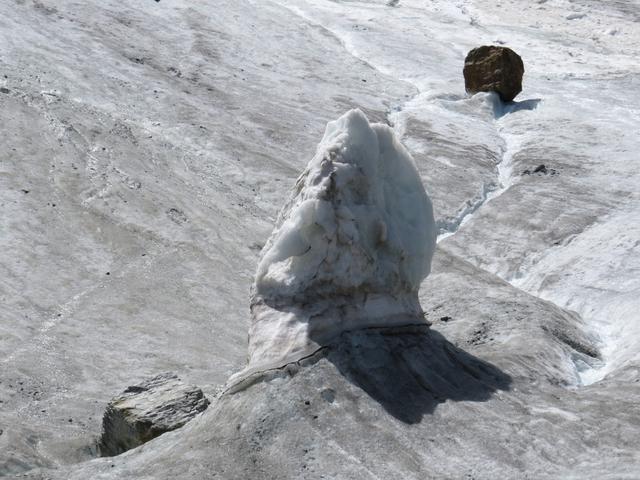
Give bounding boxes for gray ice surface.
[1,0,639,478]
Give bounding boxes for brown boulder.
[463,46,524,102]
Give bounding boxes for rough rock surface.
[463,46,524,102]
[242,109,437,379]
[98,373,209,456]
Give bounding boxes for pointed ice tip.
[240,109,437,377]
[330,108,369,131]
[319,108,378,163]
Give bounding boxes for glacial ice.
[244,109,437,375]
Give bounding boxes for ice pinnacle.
[240,109,437,377]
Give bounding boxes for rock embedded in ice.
[99,373,209,456]
[243,109,437,376]
[463,46,524,102]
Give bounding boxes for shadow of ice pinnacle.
[322,325,512,424]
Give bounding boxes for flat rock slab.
[99,373,209,456]
[463,45,524,102]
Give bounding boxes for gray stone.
[98,373,209,456]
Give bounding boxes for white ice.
[243,109,436,377]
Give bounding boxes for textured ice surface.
[2,0,640,477]
[245,109,436,375]
[512,207,640,384]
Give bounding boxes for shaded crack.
[223,323,430,396]
[436,178,500,239]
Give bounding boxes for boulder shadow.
[322,325,512,424]
[495,98,541,118]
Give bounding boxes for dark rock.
[522,164,558,176]
[166,207,188,225]
[98,373,209,457]
[463,46,524,102]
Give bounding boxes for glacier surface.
[1,0,639,478]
